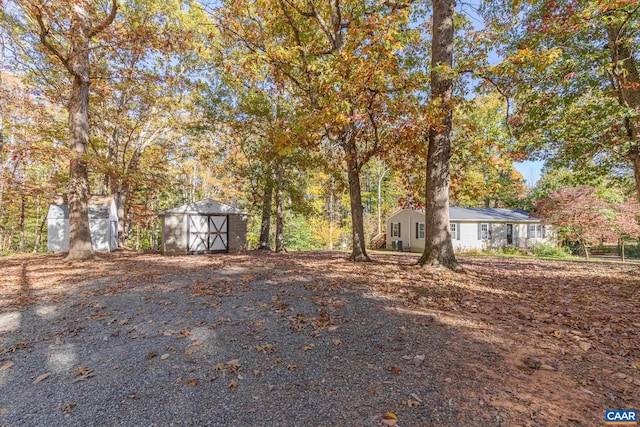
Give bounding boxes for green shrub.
[500,245,526,256]
[531,242,571,258]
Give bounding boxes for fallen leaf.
[226,359,241,373]
[331,339,342,346]
[552,331,563,339]
[579,387,595,396]
[413,354,426,367]
[191,340,203,346]
[76,366,91,376]
[390,366,402,375]
[72,367,95,383]
[186,378,198,387]
[382,412,398,426]
[161,354,170,360]
[228,379,239,388]
[578,342,591,352]
[301,344,315,351]
[33,373,50,385]
[404,399,420,407]
[185,347,197,355]
[365,362,378,371]
[61,402,76,413]
[287,364,297,371]
[55,337,63,345]
[147,350,158,360]
[1,361,14,371]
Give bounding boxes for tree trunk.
[18,193,25,252]
[377,164,387,235]
[419,0,461,272]
[328,191,335,251]
[343,128,370,261]
[65,8,95,260]
[66,72,94,259]
[32,213,47,253]
[620,238,625,262]
[33,1,117,259]
[275,161,285,253]
[607,25,640,202]
[115,187,128,247]
[582,240,590,260]
[258,181,273,250]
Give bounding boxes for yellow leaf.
[382,412,398,426]
[578,341,591,352]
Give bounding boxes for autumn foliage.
[534,186,640,258]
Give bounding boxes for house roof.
[449,207,538,222]
[159,199,249,216]
[389,206,540,223]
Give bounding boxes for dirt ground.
[0,250,638,426]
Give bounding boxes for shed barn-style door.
[187,215,228,254]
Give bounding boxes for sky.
[514,160,544,186]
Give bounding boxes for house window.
[479,223,490,240]
[528,224,545,239]
[415,222,425,239]
[450,223,459,240]
[390,222,401,238]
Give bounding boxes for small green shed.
[158,199,249,255]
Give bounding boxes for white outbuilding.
[47,194,119,253]
[158,199,249,255]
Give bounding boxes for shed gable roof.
[159,199,249,216]
[48,194,115,220]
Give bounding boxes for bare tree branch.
[89,0,118,38]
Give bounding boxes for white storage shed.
[47,194,119,253]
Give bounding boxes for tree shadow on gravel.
[1,251,636,427]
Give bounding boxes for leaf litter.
[0,251,638,426]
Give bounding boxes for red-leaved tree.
[534,186,610,259]
[607,199,640,261]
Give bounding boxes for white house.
[47,194,119,253]
[386,207,554,252]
